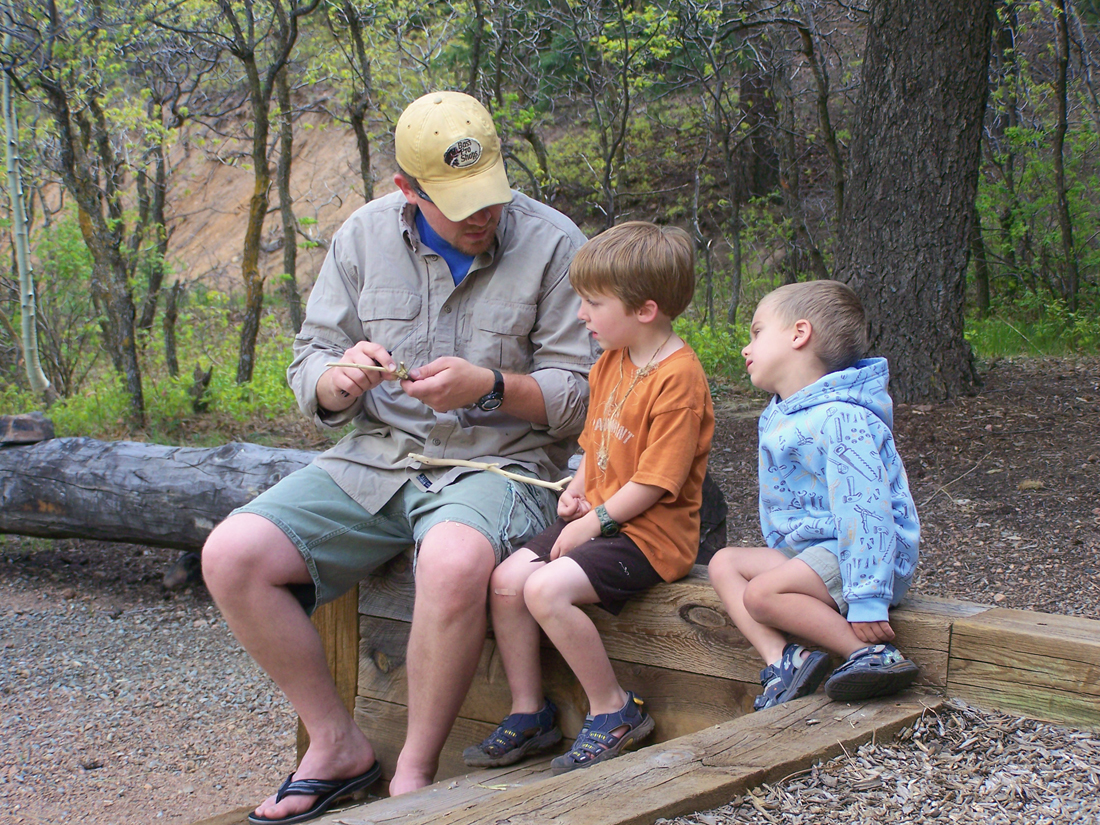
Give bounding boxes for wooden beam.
[947,607,1100,727]
[328,691,942,825]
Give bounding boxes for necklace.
[596,330,675,473]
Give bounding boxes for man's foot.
[463,699,562,767]
[387,766,435,797]
[250,735,376,823]
[247,762,381,824]
[824,643,919,702]
[753,643,831,711]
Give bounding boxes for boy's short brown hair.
[763,280,868,372]
[569,221,695,319]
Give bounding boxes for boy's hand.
[549,512,599,559]
[850,620,895,644]
[557,489,590,521]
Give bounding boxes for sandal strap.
[275,774,346,801]
[563,693,647,764]
[478,701,555,756]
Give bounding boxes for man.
[202,91,592,824]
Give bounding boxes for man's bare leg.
[202,513,376,821]
[389,521,496,795]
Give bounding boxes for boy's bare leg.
[708,546,793,664]
[488,549,549,714]
[743,559,867,658]
[524,558,627,715]
[202,514,376,823]
[390,522,497,795]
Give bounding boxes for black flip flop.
[247,760,382,824]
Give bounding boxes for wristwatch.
[475,368,505,411]
[595,504,620,537]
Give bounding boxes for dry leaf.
[1017,479,1044,491]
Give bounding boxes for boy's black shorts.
[524,517,664,615]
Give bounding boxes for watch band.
[595,504,620,537]
[475,368,505,411]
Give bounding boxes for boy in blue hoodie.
[709,280,920,709]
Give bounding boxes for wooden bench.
[305,557,1100,788]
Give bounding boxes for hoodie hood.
[776,357,893,429]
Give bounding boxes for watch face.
[478,394,503,411]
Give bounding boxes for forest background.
[1,0,1099,440]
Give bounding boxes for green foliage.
[675,316,748,389]
[965,290,1100,357]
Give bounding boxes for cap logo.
[443,138,482,169]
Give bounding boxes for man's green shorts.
[232,463,558,614]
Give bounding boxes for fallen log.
[0,437,316,551]
[0,437,727,557]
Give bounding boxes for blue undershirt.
[416,211,475,286]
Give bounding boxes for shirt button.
[443,306,452,314]
[432,438,441,446]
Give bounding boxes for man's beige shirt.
[289,190,594,513]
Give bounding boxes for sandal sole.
[549,713,655,775]
[462,727,563,768]
[824,660,919,702]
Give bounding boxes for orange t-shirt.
[578,344,714,581]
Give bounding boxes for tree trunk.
[236,59,271,386]
[1050,0,1080,312]
[834,0,994,402]
[276,68,302,333]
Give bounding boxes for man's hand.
[317,342,400,412]
[549,511,599,560]
[403,357,495,413]
[850,620,895,644]
[557,489,590,521]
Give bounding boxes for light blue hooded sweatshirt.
[758,357,919,623]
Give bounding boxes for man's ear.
[791,319,813,350]
[634,299,661,323]
[393,173,417,203]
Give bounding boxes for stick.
[326,361,411,380]
[406,453,572,491]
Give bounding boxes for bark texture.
[835,0,995,402]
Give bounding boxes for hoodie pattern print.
[758,357,920,623]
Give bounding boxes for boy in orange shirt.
[462,221,714,773]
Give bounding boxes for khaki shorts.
[790,545,849,616]
[233,463,557,613]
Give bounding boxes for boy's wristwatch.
[476,369,505,411]
[595,504,620,536]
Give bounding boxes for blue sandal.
[462,699,562,767]
[753,643,831,711]
[550,692,655,774]
[824,643,919,702]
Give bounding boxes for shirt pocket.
[466,300,538,371]
[357,288,424,365]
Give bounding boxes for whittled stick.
[326,361,412,380]
[406,452,572,491]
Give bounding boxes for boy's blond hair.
[763,280,868,372]
[569,221,695,319]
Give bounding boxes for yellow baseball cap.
[395,92,512,221]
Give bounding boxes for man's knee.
[415,524,496,609]
[202,513,305,593]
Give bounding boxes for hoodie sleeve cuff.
[845,598,890,624]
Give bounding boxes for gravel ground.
[0,541,295,824]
